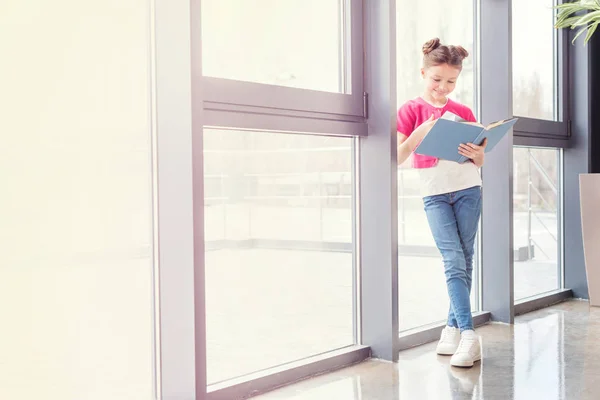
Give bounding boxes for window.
[396,0,478,331]
[513,147,562,300]
[511,1,567,302]
[201,0,364,117]
[203,0,347,93]
[204,129,355,384]
[512,0,558,121]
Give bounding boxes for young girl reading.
[396,38,486,368]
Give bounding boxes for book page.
[463,121,485,128]
[441,111,466,122]
[485,119,511,130]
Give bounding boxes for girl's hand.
[458,138,487,167]
[412,114,436,142]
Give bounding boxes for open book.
[414,111,518,163]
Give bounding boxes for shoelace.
[456,336,477,353]
[441,328,457,342]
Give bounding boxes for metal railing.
[205,170,419,244]
[525,148,558,261]
[205,148,559,257]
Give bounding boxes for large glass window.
[513,147,562,300]
[396,0,478,332]
[0,2,156,398]
[512,0,557,121]
[204,129,355,384]
[202,0,349,93]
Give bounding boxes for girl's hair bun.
[450,45,469,59]
[422,39,469,69]
[422,38,441,55]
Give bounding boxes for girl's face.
[421,63,461,102]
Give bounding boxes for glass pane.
[201,0,348,93]
[396,0,478,332]
[204,129,354,384]
[0,2,156,398]
[512,0,557,120]
[513,147,561,301]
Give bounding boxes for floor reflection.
[257,300,598,400]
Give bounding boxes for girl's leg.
[447,186,482,329]
[423,193,472,332]
[447,223,477,328]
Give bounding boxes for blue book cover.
[414,112,518,163]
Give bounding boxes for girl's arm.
[396,115,435,165]
[396,133,413,165]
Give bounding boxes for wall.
[0,1,156,398]
[564,32,593,299]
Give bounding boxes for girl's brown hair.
[422,38,469,70]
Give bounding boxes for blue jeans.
[423,186,482,332]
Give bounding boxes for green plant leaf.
[583,0,600,10]
[554,2,581,9]
[572,25,589,43]
[585,21,600,43]
[570,10,600,27]
[555,0,599,12]
[554,5,588,28]
[554,3,587,12]
[556,15,585,29]
[580,0,600,10]
[554,6,581,19]
[555,1,600,45]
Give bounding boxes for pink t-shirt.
[397,97,477,168]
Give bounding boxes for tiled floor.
[255,300,598,400]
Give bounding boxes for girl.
[396,38,486,368]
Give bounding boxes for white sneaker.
[450,330,481,368]
[436,326,461,355]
